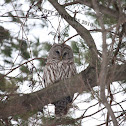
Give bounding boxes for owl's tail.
[53,96,73,116]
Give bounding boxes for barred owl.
[43,43,76,116]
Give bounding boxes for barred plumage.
[43,60,76,87]
[43,43,76,116]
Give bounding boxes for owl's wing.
[42,64,56,88]
[42,66,48,88]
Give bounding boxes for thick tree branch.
[0,64,126,119]
[48,0,98,66]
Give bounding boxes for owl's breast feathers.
[43,60,76,87]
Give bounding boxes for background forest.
[0,0,126,126]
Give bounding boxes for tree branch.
[92,1,118,125]
[0,64,126,119]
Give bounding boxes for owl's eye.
[63,52,67,56]
[56,50,60,54]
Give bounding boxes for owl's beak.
[60,56,62,60]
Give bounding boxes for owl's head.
[48,43,73,61]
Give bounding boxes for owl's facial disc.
[48,44,73,61]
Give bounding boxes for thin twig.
[0,57,46,81]
[63,34,78,44]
